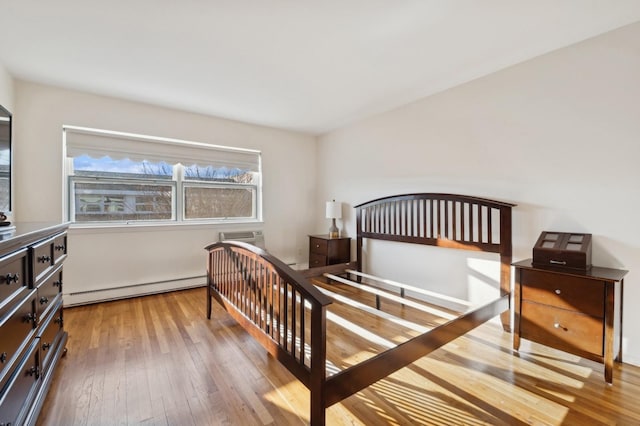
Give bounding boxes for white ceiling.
[1,1,640,135]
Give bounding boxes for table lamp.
[326,200,341,238]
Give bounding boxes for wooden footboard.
[205,241,332,424]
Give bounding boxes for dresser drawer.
[0,293,37,385]
[520,269,604,318]
[309,253,327,268]
[521,301,603,356]
[0,248,28,315]
[52,232,68,266]
[36,267,63,322]
[0,340,40,426]
[38,302,64,377]
[309,237,328,255]
[32,237,55,283]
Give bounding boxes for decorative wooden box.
[532,231,592,271]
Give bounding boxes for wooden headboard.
[355,193,516,330]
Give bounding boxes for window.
[64,126,261,224]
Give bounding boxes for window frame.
[63,126,262,227]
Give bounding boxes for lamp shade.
[325,200,342,219]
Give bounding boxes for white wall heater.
[218,230,265,249]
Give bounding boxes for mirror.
[0,105,11,214]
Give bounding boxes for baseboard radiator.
[64,275,206,307]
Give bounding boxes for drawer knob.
[55,244,66,251]
[554,289,561,295]
[316,244,320,248]
[23,312,35,323]
[553,322,568,331]
[42,342,51,351]
[54,280,63,288]
[40,296,49,305]
[0,352,6,363]
[38,255,52,263]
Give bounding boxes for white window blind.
[64,125,261,172]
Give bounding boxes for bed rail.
[355,193,515,330]
[205,241,332,424]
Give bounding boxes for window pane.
[183,164,255,184]
[73,181,174,222]
[184,186,254,219]
[73,155,174,179]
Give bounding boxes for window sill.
[69,219,264,233]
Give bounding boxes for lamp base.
[328,218,339,239]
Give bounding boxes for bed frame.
[206,193,515,425]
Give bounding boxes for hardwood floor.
[38,286,640,425]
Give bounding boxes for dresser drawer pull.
[0,352,7,363]
[38,255,52,263]
[40,296,49,305]
[54,244,66,251]
[2,273,19,284]
[26,365,38,377]
[554,289,562,295]
[316,244,320,248]
[54,316,63,325]
[23,312,35,323]
[549,259,567,265]
[54,280,62,288]
[42,342,51,351]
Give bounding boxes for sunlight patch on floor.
[262,380,306,423]
[327,311,396,349]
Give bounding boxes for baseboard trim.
[64,276,206,306]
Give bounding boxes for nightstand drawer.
[309,238,328,255]
[521,301,603,356]
[309,253,327,268]
[521,269,604,318]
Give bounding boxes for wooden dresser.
[512,259,627,383]
[0,223,69,425]
[308,235,350,268]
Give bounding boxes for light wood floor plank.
[37,287,640,425]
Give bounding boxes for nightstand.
[512,259,627,384]
[308,235,350,268]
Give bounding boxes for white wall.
[316,23,640,363]
[14,81,317,305]
[0,64,13,112]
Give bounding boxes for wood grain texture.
[38,287,640,425]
